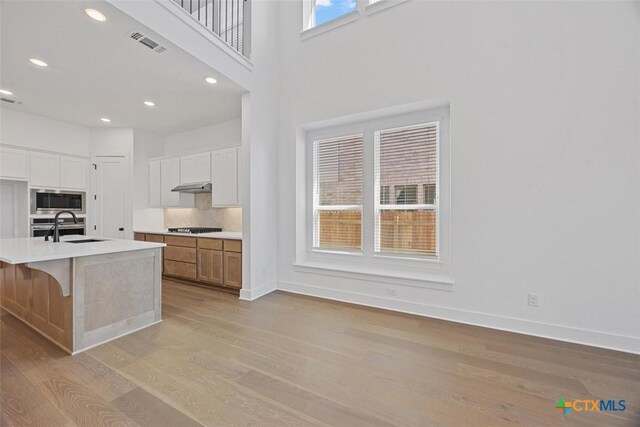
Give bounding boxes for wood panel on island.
[134,233,242,292]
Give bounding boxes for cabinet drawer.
[224,240,242,253]
[164,260,197,280]
[145,234,164,243]
[164,246,196,263]
[164,235,196,247]
[197,238,223,250]
[134,233,145,241]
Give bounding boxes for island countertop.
[0,236,166,265]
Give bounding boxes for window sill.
[300,10,359,41]
[293,260,453,291]
[366,0,409,16]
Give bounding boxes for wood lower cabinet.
[0,262,73,352]
[145,234,165,243]
[134,233,241,291]
[164,246,196,263]
[197,248,223,285]
[164,259,197,280]
[163,236,197,281]
[223,251,242,288]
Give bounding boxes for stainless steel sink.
[65,239,105,244]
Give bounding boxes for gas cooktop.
[168,227,222,234]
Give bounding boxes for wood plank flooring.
[1,279,639,426]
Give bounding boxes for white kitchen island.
[0,236,165,354]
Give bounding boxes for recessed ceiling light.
[29,58,48,67]
[85,8,107,22]
[144,100,155,107]
[204,76,217,85]
[0,89,13,96]
[100,117,111,123]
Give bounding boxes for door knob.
[119,227,124,231]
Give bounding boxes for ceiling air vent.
[129,31,166,53]
[1,97,21,104]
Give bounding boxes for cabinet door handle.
[119,227,124,231]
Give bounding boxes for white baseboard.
[278,280,640,355]
[239,281,277,301]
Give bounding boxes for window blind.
[313,134,363,251]
[375,122,438,256]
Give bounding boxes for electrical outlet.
[528,293,539,307]
[386,288,397,296]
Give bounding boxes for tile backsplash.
[164,193,242,232]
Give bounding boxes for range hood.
[171,182,212,193]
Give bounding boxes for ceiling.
[0,0,244,135]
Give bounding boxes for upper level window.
[315,0,356,26]
[304,0,357,31]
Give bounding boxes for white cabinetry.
[211,147,239,207]
[149,148,238,209]
[161,158,180,207]
[30,153,88,190]
[0,148,28,180]
[180,152,211,184]
[161,158,194,208]
[60,157,87,190]
[149,160,162,208]
[30,153,61,188]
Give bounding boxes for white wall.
[133,129,164,229]
[0,109,90,155]
[163,118,241,155]
[237,0,281,300]
[275,1,640,353]
[90,128,134,156]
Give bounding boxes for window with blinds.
[375,122,438,256]
[313,134,364,251]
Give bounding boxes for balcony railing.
[173,0,250,58]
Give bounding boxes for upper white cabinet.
[161,158,194,208]
[60,157,87,190]
[0,147,28,180]
[30,153,88,190]
[161,158,181,207]
[149,160,162,208]
[211,147,239,207]
[150,148,238,209]
[30,153,61,188]
[180,152,211,184]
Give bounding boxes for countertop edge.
[0,242,166,265]
[134,230,243,240]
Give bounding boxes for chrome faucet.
[45,211,79,242]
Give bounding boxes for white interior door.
[93,155,130,239]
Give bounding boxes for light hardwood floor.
[1,279,639,426]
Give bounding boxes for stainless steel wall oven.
[30,217,86,238]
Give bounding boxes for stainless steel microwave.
[30,189,86,215]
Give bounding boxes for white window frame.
[297,103,452,287]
